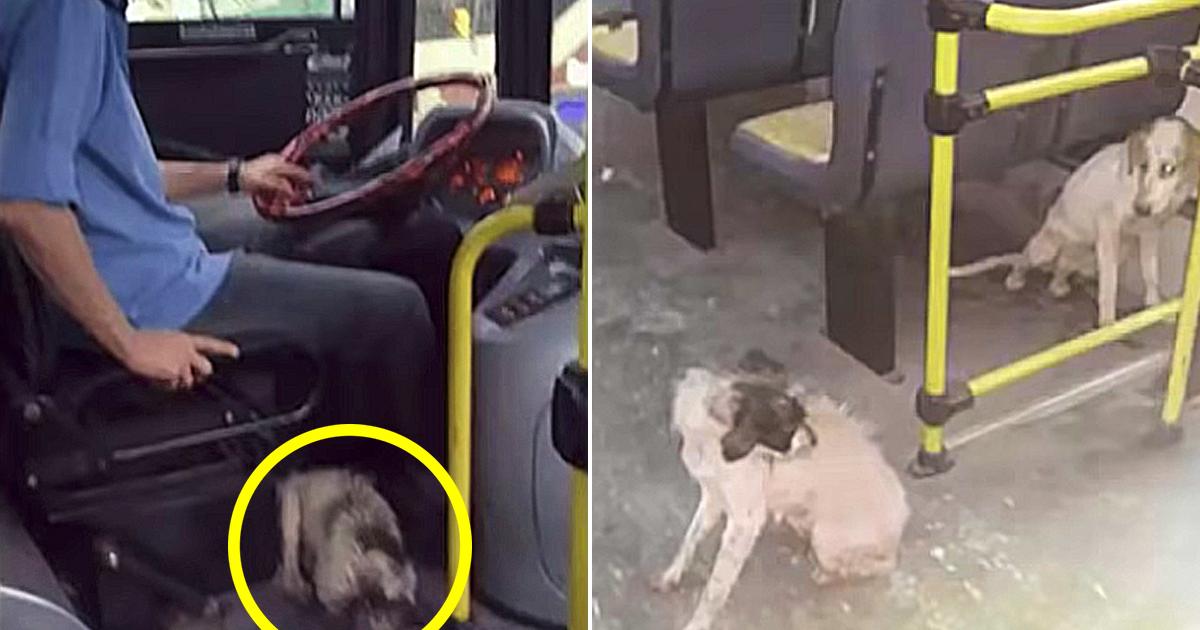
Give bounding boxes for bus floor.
[207,566,525,629]
[592,86,1200,630]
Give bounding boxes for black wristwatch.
[226,158,243,194]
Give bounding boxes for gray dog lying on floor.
[162,468,418,630]
[277,468,419,630]
[654,351,910,630]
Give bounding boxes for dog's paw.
[651,569,683,593]
[1048,280,1071,299]
[810,565,837,586]
[1145,291,1163,307]
[275,568,312,601]
[1004,273,1026,292]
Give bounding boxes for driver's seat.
[0,233,321,628]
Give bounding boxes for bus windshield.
[126,0,347,22]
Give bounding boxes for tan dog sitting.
[655,352,909,630]
[951,116,1200,326]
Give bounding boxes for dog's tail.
[948,253,1024,278]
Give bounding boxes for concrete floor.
[591,86,1200,630]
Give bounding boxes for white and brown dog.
[951,116,1200,326]
[654,352,909,630]
[276,468,418,630]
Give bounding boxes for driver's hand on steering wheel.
[240,154,313,203]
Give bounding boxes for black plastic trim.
[533,199,577,236]
[552,362,588,471]
[858,68,887,204]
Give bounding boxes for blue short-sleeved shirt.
[0,0,230,329]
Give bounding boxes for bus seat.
[593,0,660,109]
[807,0,1071,210]
[593,0,842,249]
[594,0,839,107]
[770,0,1197,375]
[815,0,1200,211]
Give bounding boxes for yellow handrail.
[570,199,589,630]
[921,31,961,459]
[1163,193,1200,425]
[447,205,535,621]
[918,29,1200,472]
[446,198,589,625]
[986,0,1200,36]
[968,300,1181,397]
[985,47,1199,112]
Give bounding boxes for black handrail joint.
[1147,45,1200,89]
[916,381,975,426]
[925,90,990,135]
[927,0,990,32]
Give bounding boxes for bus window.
[413,1,498,129]
[127,0,337,21]
[552,0,588,136]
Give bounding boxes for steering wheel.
[253,72,496,220]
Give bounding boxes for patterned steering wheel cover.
[253,72,496,220]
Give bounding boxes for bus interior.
[593,0,1200,628]
[0,1,588,629]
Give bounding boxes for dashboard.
[301,100,558,225]
[416,101,582,329]
[416,102,556,222]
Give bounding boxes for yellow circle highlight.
[227,423,471,630]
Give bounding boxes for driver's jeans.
[185,199,460,474]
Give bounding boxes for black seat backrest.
[0,235,56,407]
[1056,14,1200,151]
[853,0,1074,206]
[0,80,55,406]
[593,0,661,108]
[594,0,842,108]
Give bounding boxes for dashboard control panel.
[484,242,581,328]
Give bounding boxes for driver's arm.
[0,201,140,361]
[159,157,312,202]
[0,2,134,355]
[0,0,237,390]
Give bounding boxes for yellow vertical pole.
[1161,192,1200,427]
[447,207,536,622]
[921,31,961,455]
[447,240,476,623]
[568,199,589,630]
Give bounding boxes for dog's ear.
[382,560,418,604]
[772,395,815,448]
[720,426,758,462]
[1185,119,1200,171]
[737,348,785,376]
[787,397,808,428]
[789,398,817,448]
[1126,124,1151,175]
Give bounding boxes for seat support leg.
[655,98,716,250]
[824,209,897,376]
